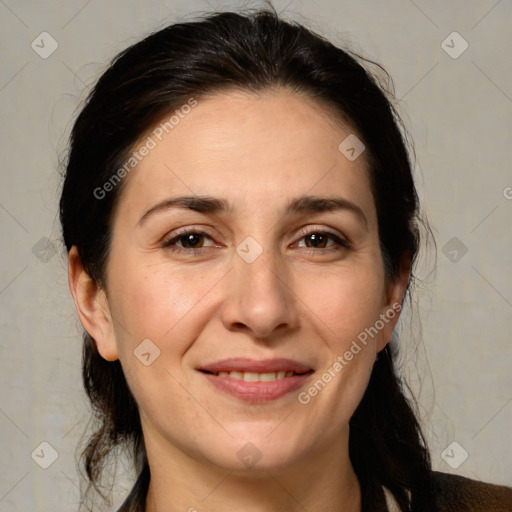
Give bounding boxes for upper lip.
[198,358,313,374]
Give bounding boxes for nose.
[220,248,299,340]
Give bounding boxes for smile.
[201,369,301,381]
[198,360,314,403]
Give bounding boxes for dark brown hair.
[60,6,434,511]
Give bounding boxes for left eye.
[296,232,346,249]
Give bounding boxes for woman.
[59,6,512,512]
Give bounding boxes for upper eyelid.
[295,226,346,239]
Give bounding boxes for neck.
[143,427,361,512]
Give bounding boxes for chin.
[203,422,306,473]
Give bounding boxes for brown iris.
[304,233,329,249]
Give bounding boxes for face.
[73,88,406,474]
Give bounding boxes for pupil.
[183,234,202,248]
[307,234,326,248]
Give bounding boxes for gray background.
[1,0,511,510]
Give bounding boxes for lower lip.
[200,371,313,403]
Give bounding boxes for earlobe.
[376,253,411,352]
[68,246,119,362]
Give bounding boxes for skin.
[69,88,409,512]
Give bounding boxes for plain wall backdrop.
[0,0,511,510]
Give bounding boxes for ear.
[68,246,119,361]
[376,252,411,352]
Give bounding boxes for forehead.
[113,88,375,224]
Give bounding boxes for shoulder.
[116,463,150,512]
[431,470,512,511]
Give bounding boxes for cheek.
[108,259,226,356]
[106,263,222,427]
[295,260,385,350]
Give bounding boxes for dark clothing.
[117,465,512,511]
[430,471,511,511]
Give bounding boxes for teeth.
[213,370,296,381]
[243,372,260,382]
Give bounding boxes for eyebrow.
[137,194,368,231]
[138,196,232,226]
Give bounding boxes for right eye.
[161,229,216,254]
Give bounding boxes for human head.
[60,7,432,510]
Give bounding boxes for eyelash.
[161,227,351,255]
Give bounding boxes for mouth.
[197,358,314,403]
[199,369,310,381]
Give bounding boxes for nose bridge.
[238,245,284,295]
